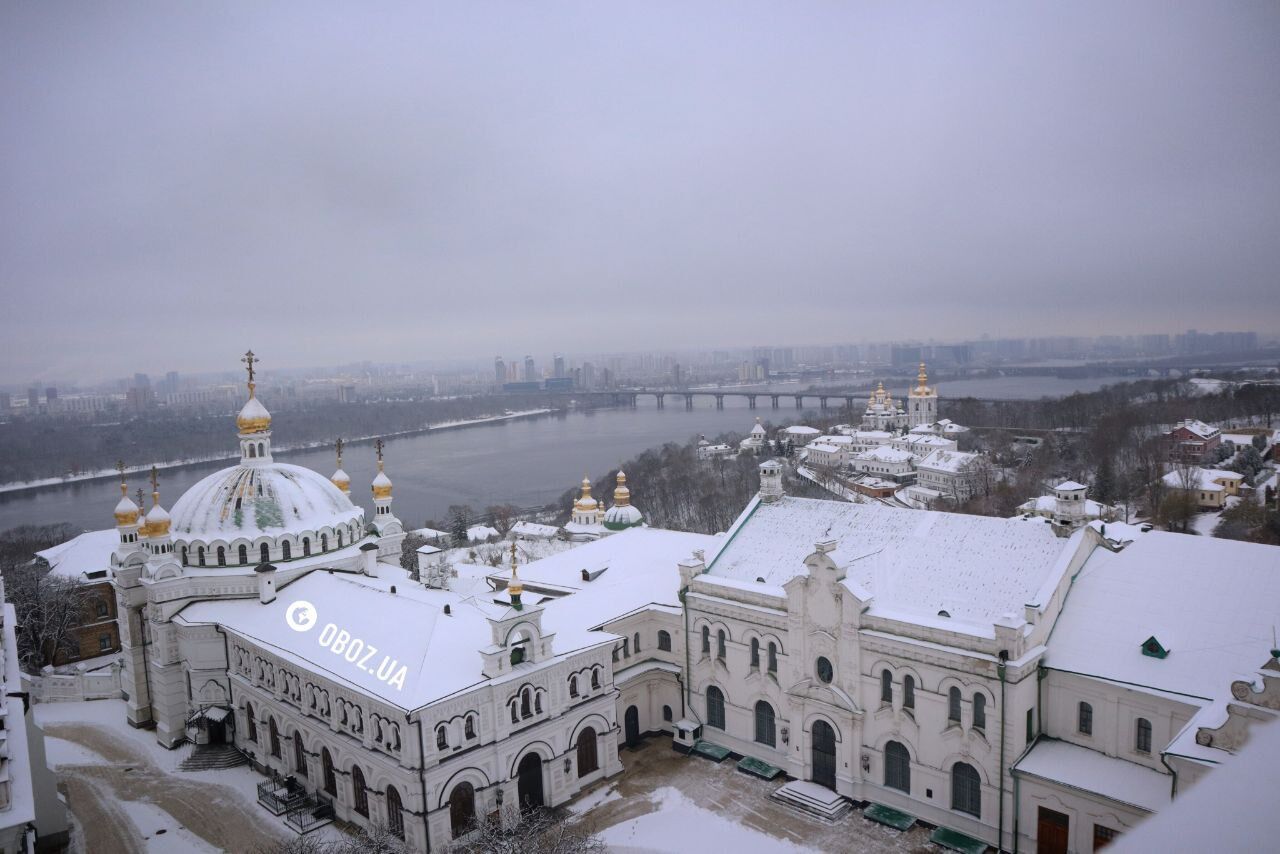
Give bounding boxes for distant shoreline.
[0,408,556,495]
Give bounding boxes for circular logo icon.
[285,600,318,632]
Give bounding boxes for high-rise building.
[134,373,151,390]
[27,387,40,408]
[0,393,11,413]
[494,357,505,386]
[553,353,565,379]
[581,362,596,389]
[337,385,356,404]
[44,386,57,402]
[524,356,536,382]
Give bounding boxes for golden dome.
[573,476,598,512]
[237,384,272,434]
[372,471,393,500]
[113,470,140,526]
[910,362,933,396]
[612,471,631,507]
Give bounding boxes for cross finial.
[116,460,127,495]
[374,438,384,462]
[150,465,160,495]
[335,437,344,460]
[136,487,145,508]
[241,350,258,385]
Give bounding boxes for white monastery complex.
[37,353,1276,853]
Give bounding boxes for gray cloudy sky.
[2,1,1278,383]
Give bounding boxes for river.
[0,375,1115,534]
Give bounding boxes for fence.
[24,661,123,702]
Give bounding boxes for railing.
[256,775,308,816]
[285,795,335,834]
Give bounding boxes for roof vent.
[390,585,397,595]
[581,568,590,582]
[938,610,950,618]
[1141,636,1169,659]
[444,604,452,616]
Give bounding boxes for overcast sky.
[2,1,1278,384]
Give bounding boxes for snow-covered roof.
[466,524,500,541]
[1014,738,1170,813]
[1021,495,1110,516]
[1055,480,1087,491]
[1046,532,1280,702]
[806,442,845,455]
[1172,420,1219,439]
[706,496,1071,633]
[169,462,364,543]
[411,527,451,540]
[36,529,117,580]
[511,521,559,539]
[917,449,979,473]
[1161,468,1242,492]
[854,447,914,463]
[783,425,821,435]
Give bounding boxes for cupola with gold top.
[507,541,523,611]
[368,438,405,552]
[331,437,351,495]
[603,470,644,530]
[236,350,274,464]
[112,461,143,554]
[142,466,176,557]
[371,438,393,501]
[565,475,605,539]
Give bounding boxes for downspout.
[415,717,432,853]
[1160,751,1179,800]
[681,586,694,719]
[997,650,1008,853]
[138,606,151,717]
[1012,772,1021,854]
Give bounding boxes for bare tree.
[450,807,607,854]
[252,823,410,854]
[2,563,90,670]
[486,504,520,536]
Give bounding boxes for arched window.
[269,717,281,758]
[245,703,257,743]
[1078,702,1093,735]
[577,727,599,777]
[717,629,726,659]
[948,687,962,724]
[973,693,986,730]
[249,444,257,458]
[535,691,543,714]
[754,701,776,747]
[881,669,893,704]
[198,547,206,566]
[449,782,475,839]
[282,540,291,560]
[260,543,270,563]
[465,715,476,739]
[663,705,673,722]
[321,748,336,796]
[293,731,307,777]
[633,632,640,652]
[903,675,915,710]
[658,630,672,651]
[1136,718,1152,753]
[351,765,369,817]
[436,725,448,750]
[238,544,248,564]
[181,546,188,565]
[768,642,778,673]
[510,702,519,724]
[93,599,109,618]
[257,442,264,456]
[951,762,981,817]
[569,675,579,697]
[386,785,404,839]
[750,638,760,668]
[885,740,910,793]
[706,686,725,729]
[591,668,600,690]
[217,546,226,566]
[521,688,532,718]
[337,530,344,548]
[701,626,710,655]
[321,533,329,551]
[303,537,311,556]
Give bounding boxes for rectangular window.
[1094,824,1120,850]
[1026,708,1034,744]
[99,634,112,651]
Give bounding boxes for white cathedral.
[861,362,939,432]
[89,353,1280,853]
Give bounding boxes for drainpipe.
[1012,772,1021,854]
[1160,752,1179,800]
[415,717,432,853]
[997,650,1008,854]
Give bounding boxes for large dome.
[169,462,365,548]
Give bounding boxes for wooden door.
[1037,807,1070,854]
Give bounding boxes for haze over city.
[3,1,1279,384]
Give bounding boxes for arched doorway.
[811,720,837,790]
[449,782,475,839]
[576,728,598,777]
[625,706,640,746]
[516,753,544,812]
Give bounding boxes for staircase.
[178,744,249,772]
[770,780,853,823]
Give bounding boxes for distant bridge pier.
[684,394,694,410]
[844,396,854,411]
[747,394,757,410]
[794,395,804,409]
[715,394,725,410]
[656,393,665,409]
[819,396,829,410]
[770,394,780,409]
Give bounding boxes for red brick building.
[1163,419,1221,463]
[35,530,123,666]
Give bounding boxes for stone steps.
[178,745,248,772]
[769,780,853,823]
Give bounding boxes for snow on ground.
[44,736,109,767]
[565,781,624,815]
[118,799,220,854]
[597,787,821,854]
[1190,510,1222,537]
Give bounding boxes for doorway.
[516,753,544,812]
[625,705,640,746]
[811,720,837,790]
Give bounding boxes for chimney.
[758,460,785,504]
[814,539,837,554]
[360,543,380,577]
[256,563,277,604]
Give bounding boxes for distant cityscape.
[2,327,1271,421]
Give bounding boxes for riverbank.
[0,408,556,495]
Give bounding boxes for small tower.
[112,460,143,558]
[142,466,174,559]
[759,459,785,504]
[603,470,644,530]
[370,439,405,556]
[1052,480,1088,534]
[564,475,605,540]
[331,437,350,495]
[236,350,273,464]
[908,362,938,428]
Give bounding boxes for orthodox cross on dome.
[136,487,146,509]
[374,438,385,469]
[116,459,127,492]
[149,465,160,498]
[335,437,344,465]
[241,350,258,384]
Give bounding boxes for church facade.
[96,354,1279,853]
